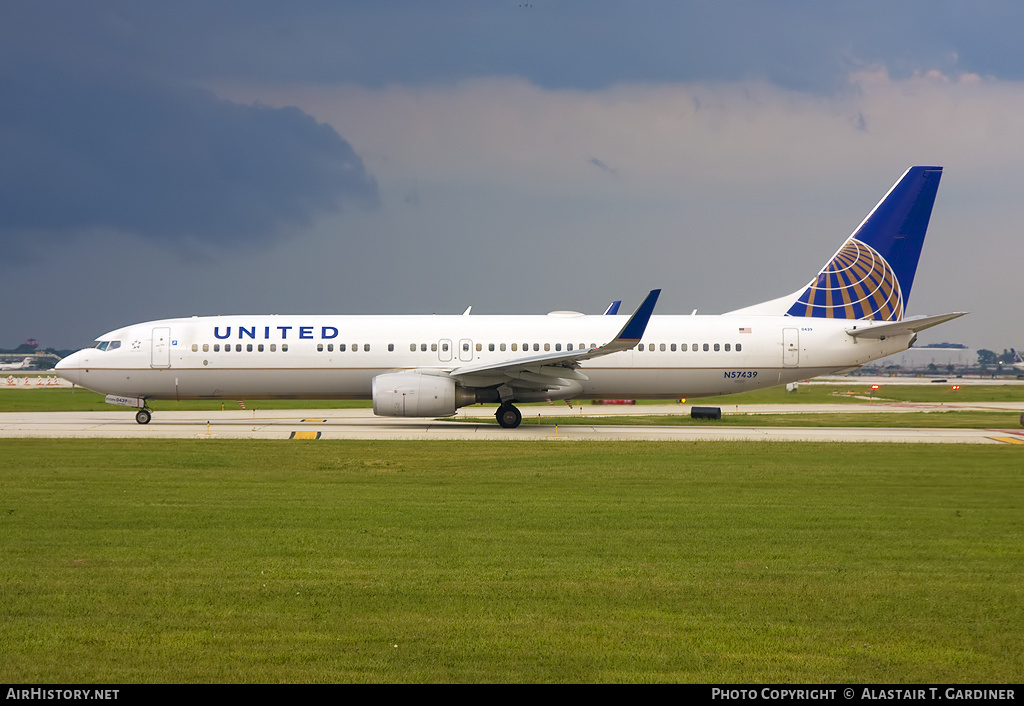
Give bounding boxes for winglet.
[600,289,660,353]
[618,289,660,340]
[603,300,622,315]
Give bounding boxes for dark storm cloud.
[33,1,1021,93]
[0,63,378,249]
[6,3,1024,103]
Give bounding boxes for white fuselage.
[56,312,912,404]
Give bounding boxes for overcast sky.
[1,1,1021,351]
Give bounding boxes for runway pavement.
[1,404,1022,443]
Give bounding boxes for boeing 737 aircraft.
[0,357,34,371]
[57,166,965,427]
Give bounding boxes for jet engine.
[372,372,476,417]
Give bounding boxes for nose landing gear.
[135,408,152,425]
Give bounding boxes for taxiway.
[1,404,1021,444]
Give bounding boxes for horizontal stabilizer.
[845,312,967,339]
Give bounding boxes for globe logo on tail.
[786,238,903,321]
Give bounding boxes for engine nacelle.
[372,372,472,417]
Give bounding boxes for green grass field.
[0,387,373,412]
[1,439,1021,683]
[694,381,1024,405]
[463,410,1022,429]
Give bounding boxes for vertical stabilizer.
[728,166,943,320]
[786,166,942,321]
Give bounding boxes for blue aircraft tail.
[784,166,942,322]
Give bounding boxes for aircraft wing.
[450,289,660,389]
[845,312,967,339]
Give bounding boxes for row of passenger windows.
[193,342,377,353]
[311,341,744,354]
[192,341,744,354]
[192,343,290,353]
[317,344,374,352]
[402,342,600,353]
[638,342,743,352]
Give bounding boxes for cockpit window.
[93,340,121,351]
[108,341,121,350]
[94,341,108,351]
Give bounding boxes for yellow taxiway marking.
[300,419,327,423]
[988,436,1024,445]
[289,431,322,440]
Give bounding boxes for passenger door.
[151,327,171,368]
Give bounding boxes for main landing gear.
[495,403,522,429]
[135,408,152,425]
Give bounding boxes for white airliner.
[1011,349,1024,371]
[57,166,965,427]
[0,357,34,371]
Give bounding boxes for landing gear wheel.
[496,404,522,429]
[135,409,152,425]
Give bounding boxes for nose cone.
[55,350,86,386]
